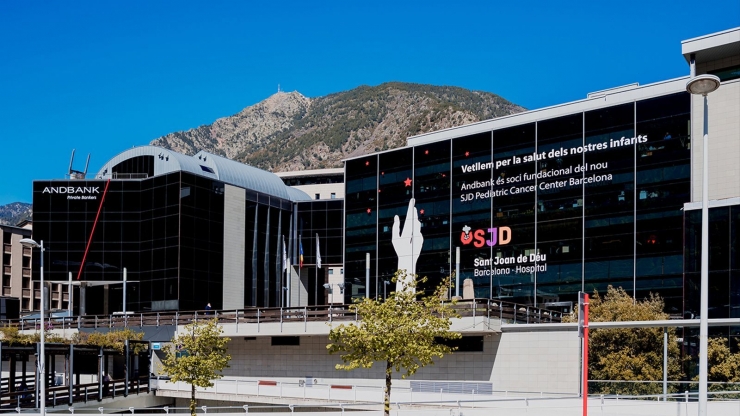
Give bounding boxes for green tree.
[567,286,684,395]
[159,318,231,416]
[707,337,740,384]
[327,271,460,416]
[699,337,740,396]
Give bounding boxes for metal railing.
[150,380,740,416]
[2,299,561,331]
[0,376,149,410]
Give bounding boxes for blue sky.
[1,0,738,205]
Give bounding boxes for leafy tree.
[73,328,146,353]
[327,271,460,416]
[0,326,142,348]
[566,286,684,395]
[706,337,740,383]
[159,318,231,416]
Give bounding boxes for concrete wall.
[219,330,579,394]
[292,183,344,200]
[222,184,246,309]
[691,78,740,202]
[1,225,32,311]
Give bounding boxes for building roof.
[97,146,311,202]
[346,76,688,155]
[682,27,740,64]
[274,168,344,179]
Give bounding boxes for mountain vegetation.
[0,202,32,226]
[151,82,525,171]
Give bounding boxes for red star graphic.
[419,209,425,215]
[465,151,470,157]
[404,178,412,187]
[367,208,372,214]
[365,160,370,166]
[424,149,429,155]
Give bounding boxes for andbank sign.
[42,186,100,200]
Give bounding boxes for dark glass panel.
[344,156,378,301]
[709,208,730,271]
[583,104,635,293]
[535,114,584,304]
[111,155,154,178]
[733,206,740,271]
[413,140,451,292]
[452,132,493,297]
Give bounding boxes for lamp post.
[19,238,45,416]
[686,73,721,416]
[323,283,345,307]
[323,283,333,307]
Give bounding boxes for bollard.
[202,405,207,414]
[163,406,169,414]
[289,404,294,414]
[242,404,248,413]
[98,407,104,414]
[129,407,135,414]
[69,407,75,414]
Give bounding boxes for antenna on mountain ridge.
[277,84,281,93]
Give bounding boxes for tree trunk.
[384,360,392,416]
[190,384,197,416]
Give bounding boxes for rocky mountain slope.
[151,82,526,171]
[0,202,32,226]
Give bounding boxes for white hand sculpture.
[392,198,424,293]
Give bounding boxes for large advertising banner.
[453,133,649,288]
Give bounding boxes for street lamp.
[19,238,45,416]
[323,283,333,307]
[686,73,721,416]
[323,283,345,307]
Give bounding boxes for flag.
[282,236,288,272]
[299,237,304,269]
[316,233,322,269]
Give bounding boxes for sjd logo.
[460,225,512,248]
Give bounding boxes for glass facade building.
[31,147,327,314]
[345,92,692,312]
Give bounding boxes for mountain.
[151,82,526,171]
[0,202,32,226]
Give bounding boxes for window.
[271,336,300,346]
[315,194,320,200]
[329,269,334,275]
[435,336,484,352]
[331,193,336,199]
[200,165,215,174]
[709,65,740,82]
